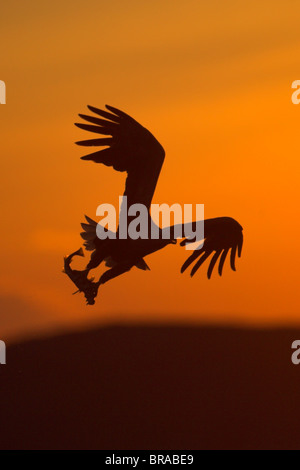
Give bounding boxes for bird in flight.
[64,105,243,305]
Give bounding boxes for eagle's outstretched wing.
[75,105,165,210]
[180,217,243,279]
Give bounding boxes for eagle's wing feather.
[75,105,165,210]
[179,217,243,279]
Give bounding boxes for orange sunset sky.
[0,0,300,342]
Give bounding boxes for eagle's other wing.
[75,105,165,210]
[180,217,243,279]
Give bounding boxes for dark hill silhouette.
[0,325,300,450]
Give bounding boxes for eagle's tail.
[80,215,98,251]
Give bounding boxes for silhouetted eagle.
[64,105,243,305]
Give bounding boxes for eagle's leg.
[86,250,106,271]
[99,263,133,286]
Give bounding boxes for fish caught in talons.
[63,247,100,305]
